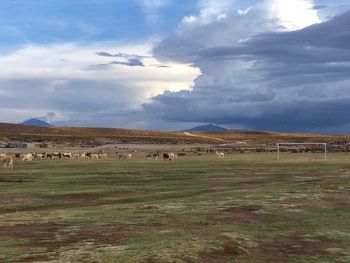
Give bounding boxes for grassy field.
[0,153,350,263]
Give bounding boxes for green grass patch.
[0,153,349,262]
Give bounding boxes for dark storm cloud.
[197,11,350,63]
[146,10,350,132]
[145,93,350,132]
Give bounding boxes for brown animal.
[119,154,127,160]
[153,153,160,160]
[163,153,171,161]
[62,152,72,159]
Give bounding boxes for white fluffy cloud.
[264,0,321,30]
[0,42,199,126]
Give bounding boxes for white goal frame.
[276,143,327,161]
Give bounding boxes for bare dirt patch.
[236,234,331,262]
[4,222,166,262]
[0,223,59,240]
[217,205,264,224]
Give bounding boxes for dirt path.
[183,132,225,143]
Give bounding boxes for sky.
[0,0,349,133]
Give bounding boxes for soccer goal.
[276,143,327,161]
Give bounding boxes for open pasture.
[0,153,350,262]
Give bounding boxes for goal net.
[276,143,327,161]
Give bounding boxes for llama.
[215,151,225,158]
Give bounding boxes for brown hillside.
[0,123,213,145]
[193,131,350,144]
[0,123,349,145]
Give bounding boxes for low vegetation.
[0,153,349,262]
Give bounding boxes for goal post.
[276,143,327,161]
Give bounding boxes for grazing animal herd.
[0,152,109,169]
[0,149,225,169]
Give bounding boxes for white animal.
[169,153,177,160]
[100,153,108,159]
[80,153,87,159]
[35,153,44,160]
[1,157,13,169]
[127,154,132,159]
[91,153,100,160]
[73,153,80,159]
[0,154,6,159]
[22,153,33,162]
[215,151,225,158]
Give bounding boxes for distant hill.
[21,118,53,127]
[0,123,219,145]
[0,122,348,146]
[184,124,228,132]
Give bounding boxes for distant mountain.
[21,118,53,127]
[184,124,228,132]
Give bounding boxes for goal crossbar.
[276,143,327,161]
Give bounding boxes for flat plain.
[0,153,349,262]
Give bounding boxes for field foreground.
[0,154,350,262]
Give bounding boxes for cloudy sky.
[0,0,349,132]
